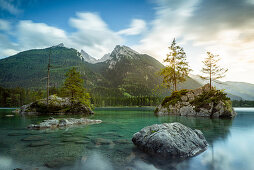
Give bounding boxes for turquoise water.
[0,107,254,170]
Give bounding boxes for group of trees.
[160,38,228,92]
[0,39,246,108]
[0,67,162,107]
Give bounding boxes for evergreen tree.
[160,38,191,91]
[200,52,228,90]
[63,67,91,107]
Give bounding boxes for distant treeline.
[0,86,162,107]
[1,86,254,108]
[232,100,254,107]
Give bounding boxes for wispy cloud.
[117,19,147,35]
[68,12,124,59]
[133,0,254,83]
[0,0,21,15]
[0,12,125,59]
[0,19,11,31]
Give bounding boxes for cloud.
[133,0,254,83]
[0,19,11,31]
[69,12,124,58]
[0,12,124,59]
[117,19,147,35]
[0,0,21,15]
[17,20,68,49]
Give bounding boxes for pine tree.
[160,38,191,91]
[200,52,228,90]
[63,67,91,107]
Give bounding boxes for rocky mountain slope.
[0,44,201,97]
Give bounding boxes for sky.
[0,0,254,84]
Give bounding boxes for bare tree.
[200,52,228,90]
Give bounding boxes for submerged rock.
[132,122,208,158]
[44,157,75,168]
[28,140,50,147]
[19,95,94,116]
[155,84,236,118]
[21,135,43,141]
[5,114,14,117]
[27,117,102,130]
[92,138,114,145]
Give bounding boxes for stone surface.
[155,84,236,118]
[19,95,94,116]
[27,117,102,130]
[114,139,131,145]
[92,138,114,145]
[179,106,196,116]
[132,122,208,158]
[22,136,43,141]
[44,157,75,168]
[28,140,50,147]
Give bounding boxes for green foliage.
[190,89,230,111]
[160,39,191,91]
[161,89,189,106]
[232,100,254,107]
[63,67,91,108]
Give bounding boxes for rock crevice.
[155,84,236,118]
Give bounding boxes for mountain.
[190,74,254,100]
[97,53,111,63]
[0,46,104,89]
[0,45,201,97]
[80,50,97,64]
[80,51,111,64]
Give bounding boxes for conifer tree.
[160,38,191,91]
[200,52,228,90]
[63,67,91,107]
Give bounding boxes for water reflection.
[0,108,253,170]
[157,115,233,143]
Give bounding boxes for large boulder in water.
[132,122,208,158]
[155,84,236,118]
[19,95,93,115]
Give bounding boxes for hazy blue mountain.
[190,74,254,100]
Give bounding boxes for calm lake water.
[0,107,254,170]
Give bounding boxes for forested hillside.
[0,44,202,106]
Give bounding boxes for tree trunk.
[174,79,177,91]
[209,61,212,90]
[47,58,50,105]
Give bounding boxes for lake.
[0,107,254,170]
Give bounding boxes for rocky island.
[28,117,102,130]
[132,122,208,158]
[19,95,93,116]
[155,84,236,118]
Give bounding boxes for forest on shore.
[0,86,253,108]
[0,86,162,108]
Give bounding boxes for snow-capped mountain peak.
[80,50,97,64]
[111,45,139,59]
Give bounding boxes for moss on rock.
[155,84,236,118]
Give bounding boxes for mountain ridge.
[0,44,205,98]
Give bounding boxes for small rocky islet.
[27,117,102,130]
[19,95,94,116]
[155,84,236,118]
